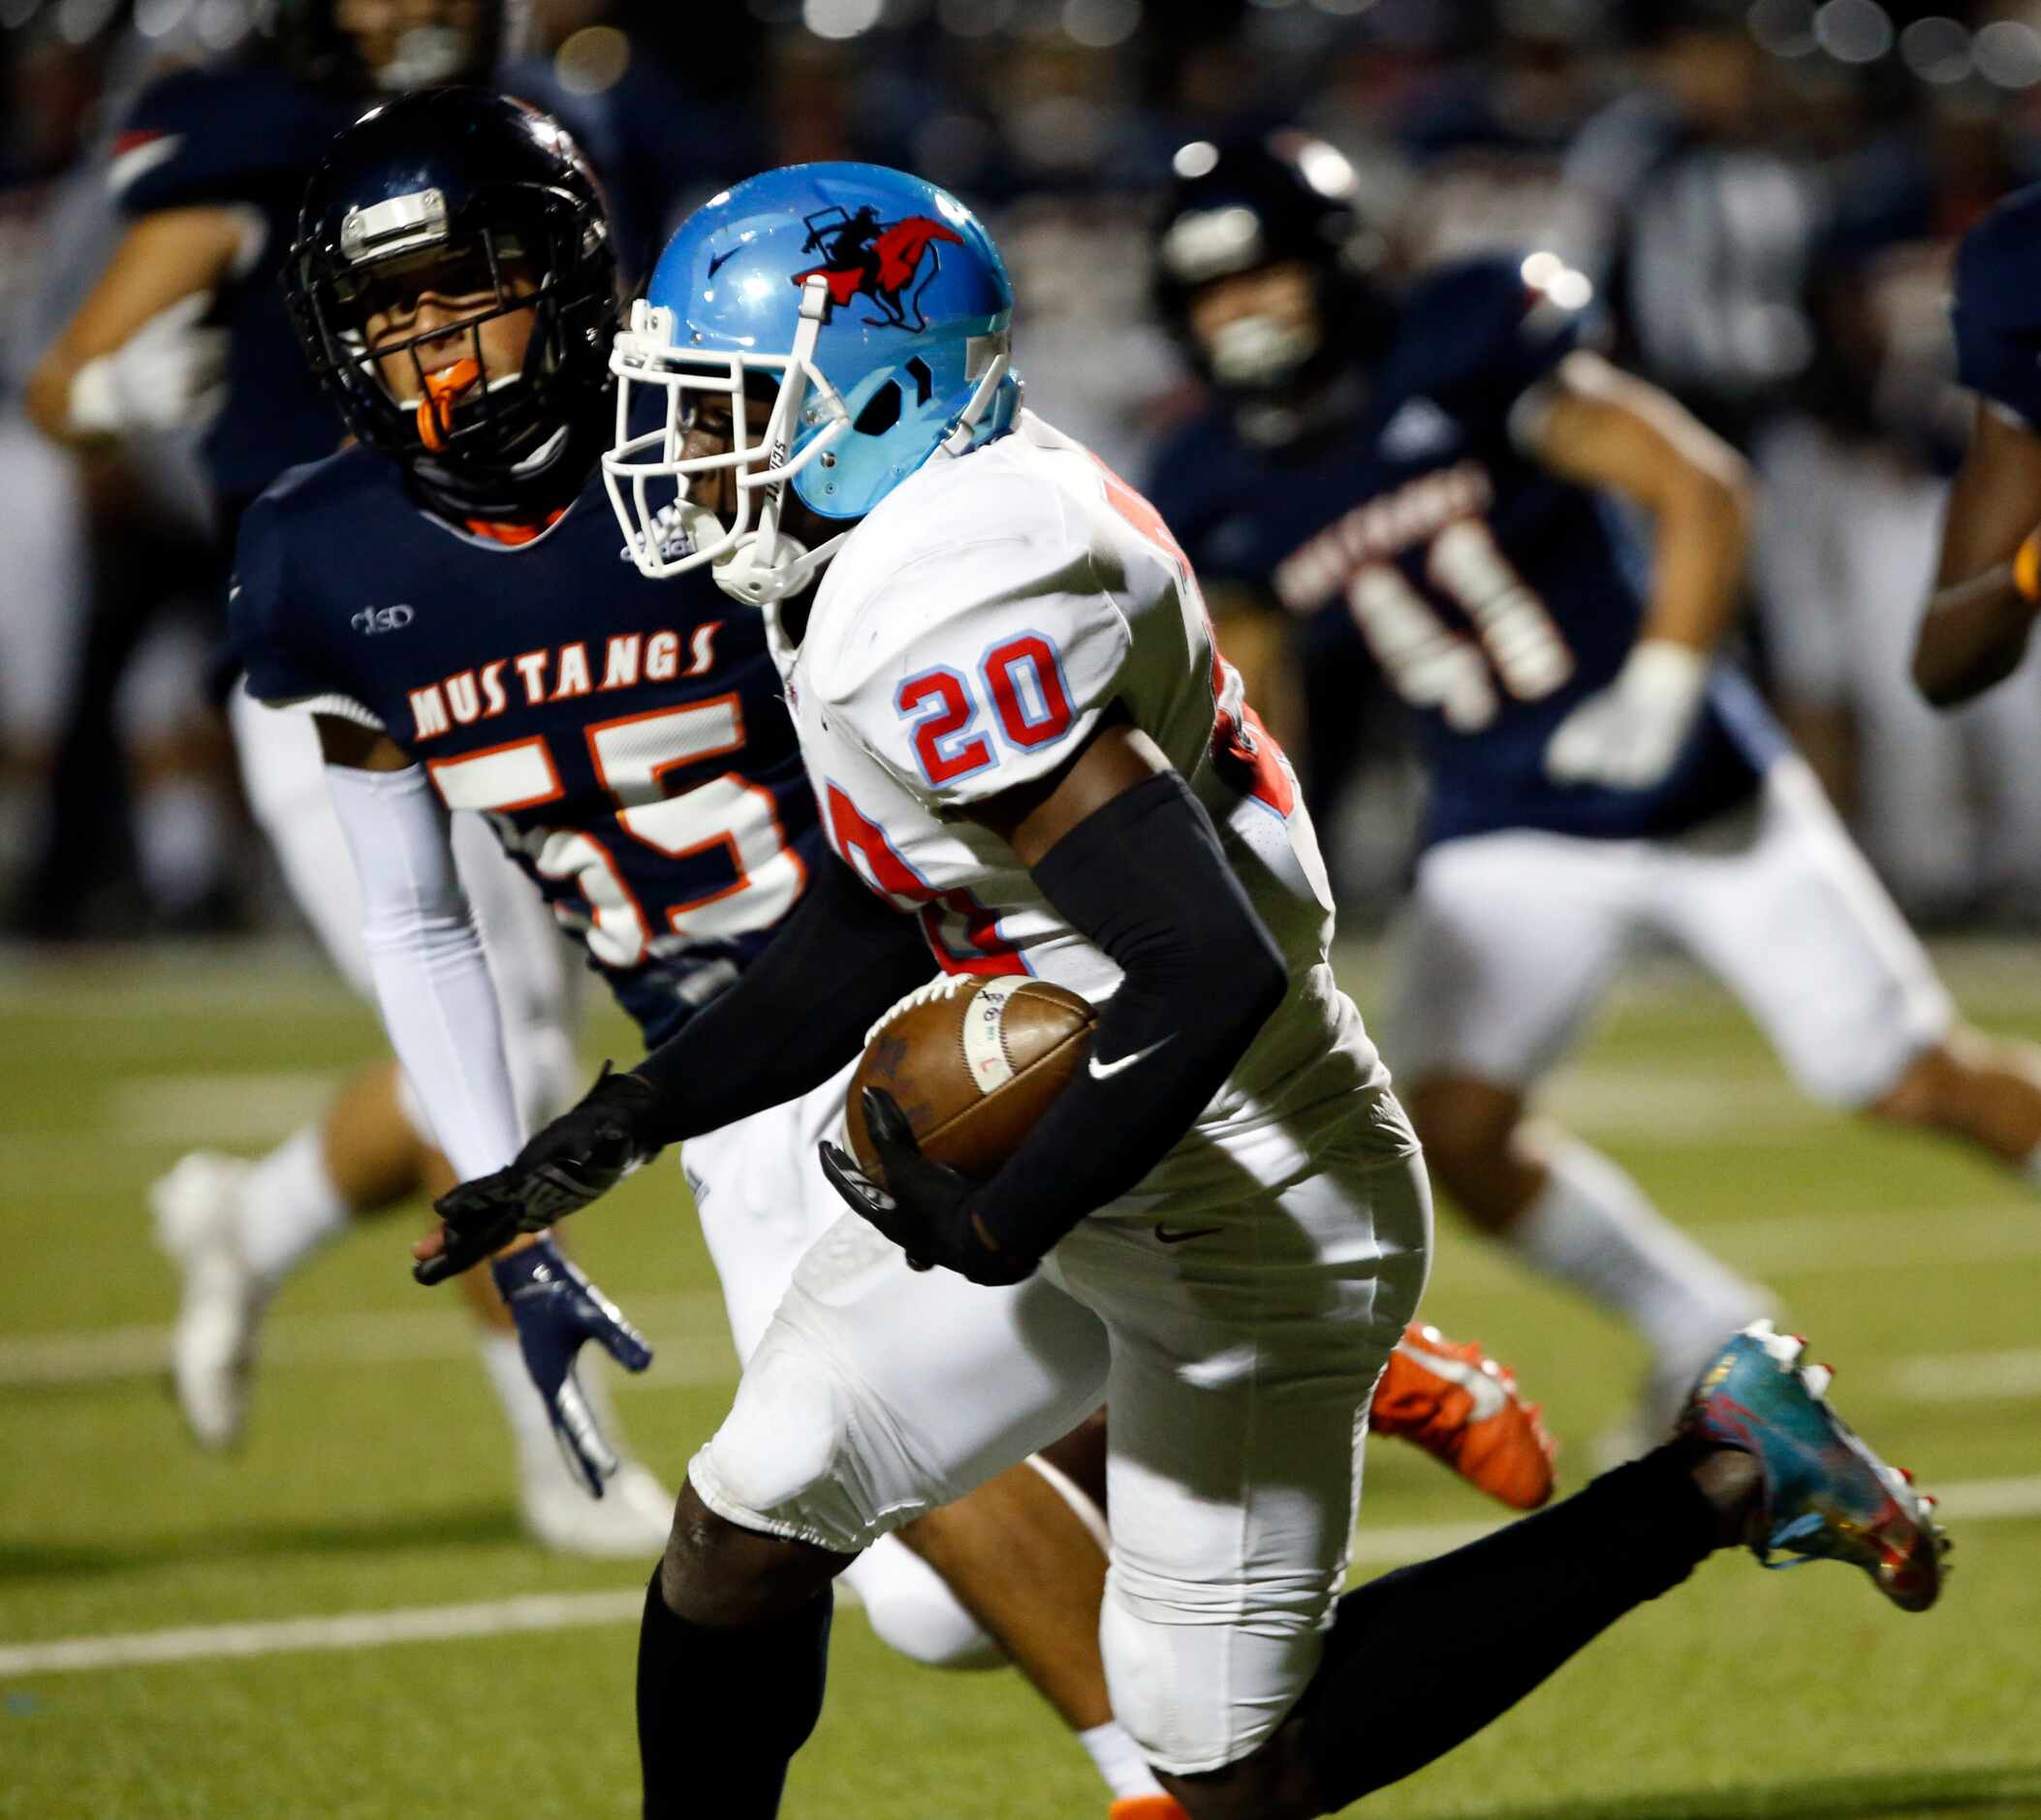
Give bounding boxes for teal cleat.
[1677,1320,1948,1613]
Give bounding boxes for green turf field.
[4,939,2040,1819]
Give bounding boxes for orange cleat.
[1108,1801,1190,1820]
[1369,1323,1557,1511]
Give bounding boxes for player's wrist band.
[2013,533,2041,606]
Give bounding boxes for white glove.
[67,292,227,436]
[1544,639,1710,792]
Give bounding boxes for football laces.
[864,973,981,1048]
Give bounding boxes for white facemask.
[1208,312,1319,389]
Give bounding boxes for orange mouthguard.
[416,358,482,452]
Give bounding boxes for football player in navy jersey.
[1916,183,2041,706]
[24,2,679,1556]
[1147,135,2041,1444]
[254,100,1578,1820]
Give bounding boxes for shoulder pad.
[1954,184,2041,334]
[810,508,1133,811]
[110,63,352,214]
[228,451,377,704]
[1391,252,1596,412]
[1952,185,2041,424]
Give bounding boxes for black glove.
[416,1065,664,1287]
[817,1087,1036,1286]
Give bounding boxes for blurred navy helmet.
[1151,131,1388,402]
[284,87,616,518]
[266,0,522,92]
[606,162,1021,605]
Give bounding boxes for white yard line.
[1423,1204,2041,1296]
[1890,1348,2041,1402]
[107,1075,344,1145]
[1711,1206,2041,1273]
[7,1474,2039,1680]
[8,1205,2041,1389]
[0,1590,647,1679]
[1352,1471,2041,1563]
[0,1293,733,1390]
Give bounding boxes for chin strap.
[644,496,846,610]
[417,358,482,453]
[712,525,849,609]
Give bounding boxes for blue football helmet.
[604,162,1021,604]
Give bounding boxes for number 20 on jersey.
[895,634,1078,787]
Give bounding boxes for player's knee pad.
[842,1535,1003,1672]
[1100,1562,1331,1776]
[687,1342,880,1556]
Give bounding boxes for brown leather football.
[846,976,1097,1184]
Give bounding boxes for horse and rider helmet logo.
[791,204,963,331]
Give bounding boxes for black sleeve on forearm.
[629,850,934,1145]
[966,769,1288,1263]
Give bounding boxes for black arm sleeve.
[629,850,934,1145]
[966,769,1288,1263]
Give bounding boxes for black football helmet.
[284,87,616,519]
[267,0,521,94]
[1151,132,1389,410]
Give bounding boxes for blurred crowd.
[8,0,2041,941]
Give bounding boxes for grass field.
[4,938,2041,1819]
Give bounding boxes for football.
[845,975,1097,1183]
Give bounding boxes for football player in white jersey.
[427,166,1945,1818]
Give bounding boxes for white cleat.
[150,1151,268,1451]
[519,1458,675,1559]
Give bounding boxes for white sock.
[237,1126,350,1284]
[1077,1721,1165,1802]
[477,1331,562,1478]
[1508,1139,1771,1377]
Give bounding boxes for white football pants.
[687,1074,1430,1774]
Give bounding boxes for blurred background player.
[239,92,1556,1819]
[1756,98,2041,922]
[1915,180,2041,712]
[1146,131,2041,1447]
[21,0,670,1553]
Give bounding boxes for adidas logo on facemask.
[622,501,701,565]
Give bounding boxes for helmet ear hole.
[853,380,903,435]
[904,356,934,406]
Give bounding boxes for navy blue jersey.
[1951,183,2041,430]
[232,453,820,1044]
[110,60,361,518]
[1145,255,1780,849]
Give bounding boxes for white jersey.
[774,411,1409,1186]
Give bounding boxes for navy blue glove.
[491,1237,653,1497]
[817,1087,1035,1286]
